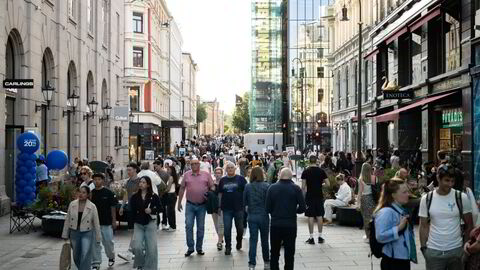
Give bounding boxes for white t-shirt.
[200,161,211,173]
[419,189,472,251]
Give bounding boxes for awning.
[162,120,186,128]
[364,48,379,60]
[385,27,408,45]
[408,5,441,32]
[375,92,456,123]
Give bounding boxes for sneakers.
[217,242,223,251]
[118,252,133,262]
[264,261,270,270]
[184,250,194,257]
[197,250,205,256]
[108,258,115,267]
[248,264,255,270]
[161,224,169,230]
[318,237,325,244]
[92,266,100,270]
[305,238,315,245]
[236,241,242,250]
[225,248,232,255]
[165,227,176,232]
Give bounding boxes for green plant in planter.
[381,168,399,183]
[322,175,338,200]
[32,183,77,213]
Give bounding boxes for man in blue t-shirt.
[218,161,247,255]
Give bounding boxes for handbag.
[59,242,71,270]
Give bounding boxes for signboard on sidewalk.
[145,150,155,160]
[286,146,295,155]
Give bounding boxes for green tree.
[232,92,250,133]
[197,104,207,123]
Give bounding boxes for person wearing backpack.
[373,178,417,270]
[419,163,474,270]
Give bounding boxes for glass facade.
[288,0,330,149]
[250,0,286,133]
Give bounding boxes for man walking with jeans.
[177,157,214,257]
[266,168,306,270]
[218,162,248,255]
[91,173,118,269]
[419,163,473,270]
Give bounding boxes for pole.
[355,0,363,177]
[273,97,276,150]
[301,71,305,152]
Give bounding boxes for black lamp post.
[63,91,80,117]
[99,102,113,122]
[83,96,99,120]
[341,1,364,176]
[35,81,55,112]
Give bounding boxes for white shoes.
[161,224,169,230]
[165,227,176,232]
[117,252,133,262]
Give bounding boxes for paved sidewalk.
[0,205,426,270]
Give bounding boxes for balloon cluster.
[15,132,40,206]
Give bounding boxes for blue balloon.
[16,132,40,154]
[46,150,68,170]
[24,186,33,194]
[30,167,37,175]
[19,153,29,161]
[30,154,38,161]
[23,173,33,180]
[25,160,35,168]
[17,180,27,188]
[17,193,26,202]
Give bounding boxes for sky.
[166,0,251,114]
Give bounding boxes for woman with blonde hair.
[357,162,376,241]
[243,167,270,269]
[374,179,417,270]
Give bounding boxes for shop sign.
[442,108,463,128]
[3,79,34,89]
[432,74,470,93]
[383,90,414,99]
[113,106,129,122]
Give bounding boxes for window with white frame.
[87,0,93,32]
[68,0,76,19]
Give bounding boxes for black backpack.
[369,206,403,259]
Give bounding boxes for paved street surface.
[0,203,426,270]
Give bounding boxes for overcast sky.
[166,0,251,114]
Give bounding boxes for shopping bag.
[59,242,71,270]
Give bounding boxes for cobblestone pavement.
[0,202,426,270]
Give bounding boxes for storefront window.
[129,86,139,111]
[411,29,422,84]
[445,13,460,72]
[439,108,463,152]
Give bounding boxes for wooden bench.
[336,206,363,227]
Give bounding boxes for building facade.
[0,0,127,215]
[250,0,288,139]
[198,99,224,136]
[288,0,332,151]
[182,53,198,140]
[329,0,377,154]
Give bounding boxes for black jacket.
[130,192,161,225]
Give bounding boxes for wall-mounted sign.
[383,90,414,99]
[432,73,470,93]
[113,106,129,122]
[442,108,463,128]
[3,79,34,89]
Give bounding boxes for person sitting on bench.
[324,174,352,225]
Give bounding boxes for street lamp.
[83,96,99,120]
[340,1,364,176]
[99,102,113,122]
[35,81,55,112]
[63,91,80,117]
[292,57,306,152]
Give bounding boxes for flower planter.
[41,214,66,237]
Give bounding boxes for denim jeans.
[248,214,270,266]
[270,226,297,270]
[424,247,463,270]
[92,225,115,266]
[132,221,158,270]
[69,229,94,270]
[185,201,207,252]
[223,210,244,250]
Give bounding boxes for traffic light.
[152,135,160,141]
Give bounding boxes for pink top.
[181,170,213,204]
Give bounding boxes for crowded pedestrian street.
[0,197,426,270]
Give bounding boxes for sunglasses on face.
[80,172,87,176]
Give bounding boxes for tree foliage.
[197,104,207,123]
[232,92,250,133]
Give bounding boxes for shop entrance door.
[5,125,24,202]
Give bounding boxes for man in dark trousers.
[266,168,306,270]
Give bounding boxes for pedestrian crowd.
[59,136,480,270]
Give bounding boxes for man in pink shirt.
[177,157,214,257]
